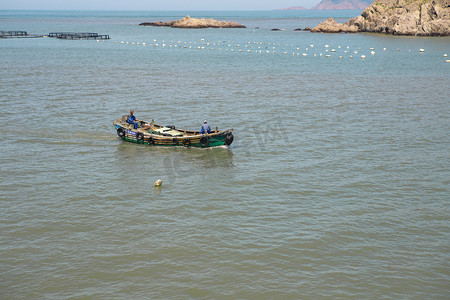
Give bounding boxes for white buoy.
[371,51,375,55]
[154,179,162,187]
[446,60,450,63]
[444,54,448,57]
[420,49,425,52]
[361,55,366,59]
[325,45,329,48]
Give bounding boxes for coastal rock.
[311,0,450,36]
[350,0,450,36]
[139,16,246,29]
[311,17,359,33]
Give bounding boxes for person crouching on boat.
[126,110,138,129]
[200,120,211,134]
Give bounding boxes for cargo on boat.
[113,116,234,148]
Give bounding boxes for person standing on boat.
[200,120,211,134]
[126,110,138,129]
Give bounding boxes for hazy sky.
[1,0,320,10]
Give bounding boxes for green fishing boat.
[113,116,234,148]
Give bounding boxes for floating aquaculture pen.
[48,32,110,40]
[0,31,28,37]
[0,31,43,38]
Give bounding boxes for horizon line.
[0,8,366,12]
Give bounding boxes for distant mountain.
[276,6,307,10]
[311,0,372,10]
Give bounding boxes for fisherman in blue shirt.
[126,110,138,129]
[200,120,211,134]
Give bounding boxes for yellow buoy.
[154,180,163,187]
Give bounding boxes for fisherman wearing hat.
[126,109,138,129]
[200,120,211,134]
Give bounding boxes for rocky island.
[311,0,372,10]
[276,6,307,10]
[139,16,246,29]
[311,0,450,36]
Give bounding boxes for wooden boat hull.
[113,117,234,148]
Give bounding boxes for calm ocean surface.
[1,10,449,299]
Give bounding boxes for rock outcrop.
[312,0,372,10]
[312,0,450,36]
[139,16,246,29]
[311,17,359,32]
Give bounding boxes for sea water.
[0,10,449,299]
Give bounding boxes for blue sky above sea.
[1,0,321,11]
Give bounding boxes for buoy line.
[109,38,448,62]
